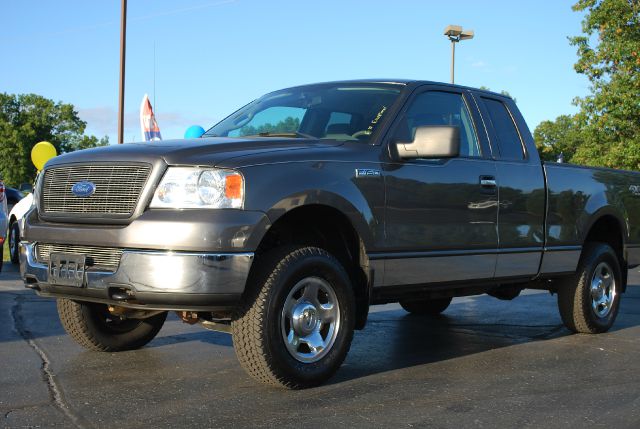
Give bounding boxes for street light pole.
[444,25,474,85]
[450,39,456,84]
[117,0,127,144]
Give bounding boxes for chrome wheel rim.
[280,277,340,363]
[590,262,616,318]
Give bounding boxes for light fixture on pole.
[444,25,474,84]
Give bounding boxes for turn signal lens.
[225,174,243,200]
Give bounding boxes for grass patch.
[3,239,9,262]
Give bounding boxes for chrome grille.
[42,164,151,217]
[36,243,123,271]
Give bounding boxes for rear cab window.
[482,97,525,161]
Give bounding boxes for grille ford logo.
[71,181,96,198]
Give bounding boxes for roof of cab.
[281,79,512,99]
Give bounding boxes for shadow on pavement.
[3,256,640,389]
[330,288,640,384]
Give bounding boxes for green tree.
[479,86,517,103]
[534,114,584,162]
[239,116,301,136]
[0,93,107,186]
[568,0,639,168]
[69,134,110,151]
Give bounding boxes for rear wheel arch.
[582,214,626,290]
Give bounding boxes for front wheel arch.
[252,204,372,330]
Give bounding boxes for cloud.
[471,60,488,69]
[77,106,117,135]
[77,106,136,136]
[156,111,212,128]
[78,105,213,140]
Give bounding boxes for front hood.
[45,137,344,169]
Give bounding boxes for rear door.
[379,85,499,286]
[474,94,546,278]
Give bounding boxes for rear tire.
[557,243,622,334]
[400,297,452,315]
[232,246,355,389]
[57,299,167,351]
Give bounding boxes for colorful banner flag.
[140,94,162,141]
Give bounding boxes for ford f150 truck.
[19,80,640,388]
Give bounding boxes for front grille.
[36,243,123,271]
[41,164,151,217]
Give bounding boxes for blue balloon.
[184,125,205,139]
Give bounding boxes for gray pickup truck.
[20,80,640,388]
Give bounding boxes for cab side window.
[394,91,480,157]
[482,98,525,160]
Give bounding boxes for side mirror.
[394,126,460,160]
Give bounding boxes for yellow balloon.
[31,141,57,171]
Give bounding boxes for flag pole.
[117,0,127,144]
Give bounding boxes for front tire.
[557,243,622,334]
[400,297,452,315]
[57,299,167,351]
[9,222,20,264]
[232,246,355,389]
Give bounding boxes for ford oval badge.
[71,181,96,198]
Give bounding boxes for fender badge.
[355,169,381,178]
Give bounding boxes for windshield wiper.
[247,131,317,139]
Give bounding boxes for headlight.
[150,167,244,209]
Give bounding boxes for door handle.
[480,176,497,188]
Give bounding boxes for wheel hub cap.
[292,302,319,336]
[590,262,616,318]
[281,277,341,363]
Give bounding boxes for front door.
[379,88,499,286]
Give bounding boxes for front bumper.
[20,242,253,311]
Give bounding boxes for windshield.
[204,83,403,143]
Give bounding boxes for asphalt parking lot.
[1,262,640,428]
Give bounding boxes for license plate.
[48,252,87,287]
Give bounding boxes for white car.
[8,192,33,264]
[0,180,7,272]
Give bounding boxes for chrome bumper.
[20,242,253,310]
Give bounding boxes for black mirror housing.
[395,126,460,159]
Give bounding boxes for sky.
[1,0,590,144]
